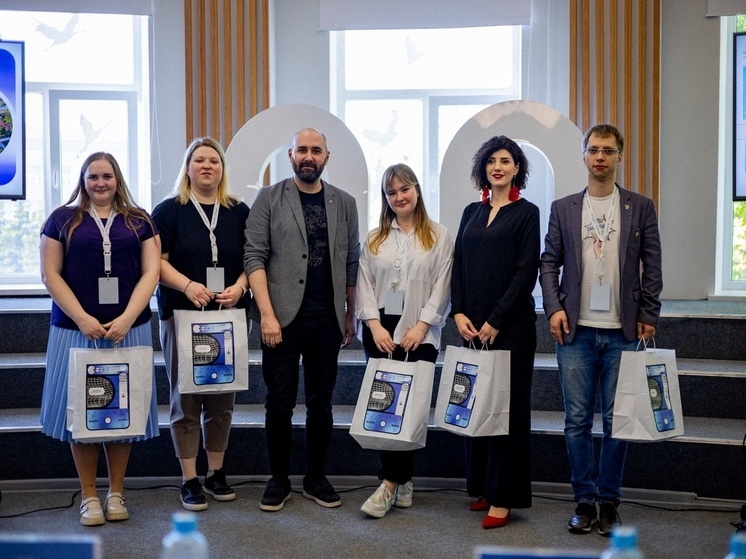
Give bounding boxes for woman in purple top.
[40,152,161,527]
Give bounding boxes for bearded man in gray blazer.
[244,128,360,512]
[540,124,662,537]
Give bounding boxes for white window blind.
[319,0,530,30]
[0,0,152,15]
[707,0,746,16]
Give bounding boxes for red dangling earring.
[481,186,490,204]
[509,175,521,202]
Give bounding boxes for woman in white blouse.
[356,163,454,518]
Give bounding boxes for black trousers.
[362,311,438,483]
[464,316,535,509]
[262,311,342,479]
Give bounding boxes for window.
[730,16,746,286]
[0,11,149,289]
[331,26,521,230]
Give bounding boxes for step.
[2,404,744,445]
[3,351,744,420]
[4,298,746,359]
[1,404,744,502]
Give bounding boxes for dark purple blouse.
[42,206,158,330]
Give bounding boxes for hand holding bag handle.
[67,343,154,443]
[174,304,250,394]
[612,337,684,442]
[350,354,435,451]
[434,344,511,437]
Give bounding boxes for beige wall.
[659,0,721,298]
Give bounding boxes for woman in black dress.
[450,135,540,529]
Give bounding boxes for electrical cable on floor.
[0,490,80,519]
[533,492,742,514]
[0,481,742,519]
[730,430,746,533]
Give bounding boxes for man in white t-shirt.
[539,124,663,537]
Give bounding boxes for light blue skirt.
[40,322,160,443]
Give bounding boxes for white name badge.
[384,289,404,316]
[98,277,119,305]
[206,267,225,293]
[590,282,611,311]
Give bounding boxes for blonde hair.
[172,137,241,207]
[43,152,154,246]
[368,163,436,254]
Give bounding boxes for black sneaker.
[204,468,236,502]
[568,502,597,534]
[260,478,291,512]
[302,475,341,508]
[180,477,208,511]
[598,501,621,537]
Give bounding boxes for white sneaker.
[361,483,394,518]
[80,496,105,526]
[104,492,129,521]
[393,481,413,508]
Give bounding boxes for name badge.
[98,277,119,305]
[590,282,611,311]
[206,267,225,293]
[384,289,404,316]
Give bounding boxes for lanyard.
[88,207,117,276]
[190,194,220,265]
[391,224,415,289]
[584,190,617,283]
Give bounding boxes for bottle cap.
[611,526,638,549]
[172,511,198,534]
[731,533,746,554]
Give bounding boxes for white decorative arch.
[225,103,369,241]
[438,100,586,238]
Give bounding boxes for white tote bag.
[349,357,435,451]
[612,339,685,441]
[434,345,511,437]
[67,345,154,443]
[174,307,249,394]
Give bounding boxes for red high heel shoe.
[482,510,510,529]
[469,497,490,512]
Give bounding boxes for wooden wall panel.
[184,0,270,147]
[569,0,661,206]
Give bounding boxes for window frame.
[0,10,150,291]
[330,28,522,226]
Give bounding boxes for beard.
[292,159,325,184]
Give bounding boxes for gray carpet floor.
[0,478,741,559]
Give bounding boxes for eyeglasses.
[584,147,619,157]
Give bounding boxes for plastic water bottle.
[161,512,209,559]
[600,526,644,559]
[725,533,746,559]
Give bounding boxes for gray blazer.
[243,178,360,335]
[539,185,663,343]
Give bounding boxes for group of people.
[38,123,662,537]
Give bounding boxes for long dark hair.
[470,135,530,191]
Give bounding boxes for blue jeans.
[556,325,636,506]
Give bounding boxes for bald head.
[291,128,328,152]
[288,128,330,189]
